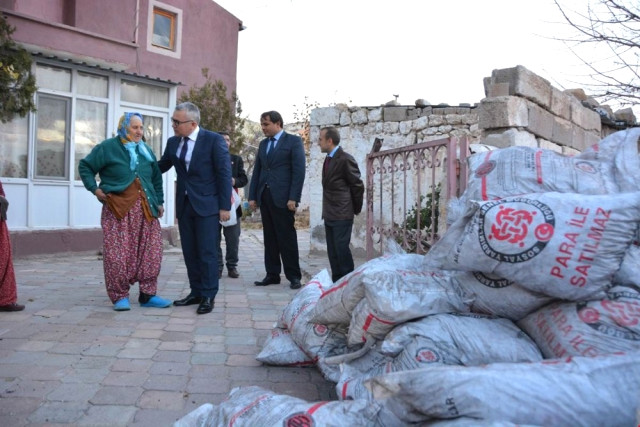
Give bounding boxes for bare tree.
[553,0,640,107]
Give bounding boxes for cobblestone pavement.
[0,228,365,426]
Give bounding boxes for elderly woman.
[0,180,25,312]
[79,112,170,311]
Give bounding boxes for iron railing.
[365,136,468,259]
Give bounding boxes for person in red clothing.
[0,180,25,312]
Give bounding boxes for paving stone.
[102,371,148,387]
[77,405,137,426]
[143,374,188,391]
[46,382,101,402]
[90,385,144,405]
[27,400,88,424]
[149,361,190,376]
[138,390,186,410]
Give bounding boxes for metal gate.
[365,136,469,259]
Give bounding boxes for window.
[74,100,107,180]
[147,1,182,59]
[35,94,70,179]
[142,115,165,158]
[36,65,71,92]
[0,115,29,178]
[121,80,169,108]
[152,8,176,50]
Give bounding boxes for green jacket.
[78,137,164,218]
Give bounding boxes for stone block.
[526,101,554,140]
[551,116,574,146]
[382,121,400,133]
[487,82,510,97]
[412,116,429,131]
[563,145,581,156]
[351,109,368,124]
[570,98,602,132]
[420,106,433,116]
[339,111,351,126]
[383,107,408,122]
[482,129,537,148]
[367,108,382,121]
[478,96,528,129]
[490,65,552,109]
[399,120,412,135]
[550,86,571,120]
[407,108,421,120]
[428,114,445,127]
[569,125,587,152]
[310,107,340,126]
[538,138,563,153]
[445,114,463,125]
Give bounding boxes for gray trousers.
[218,221,240,270]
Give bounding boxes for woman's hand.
[94,188,107,202]
[158,205,165,218]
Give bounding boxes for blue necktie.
[266,137,275,155]
[179,137,189,167]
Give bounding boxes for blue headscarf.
[117,112,154,171]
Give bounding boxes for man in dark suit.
[249,111,305,289]
[318,126,364,282]
[217,132,248,279]
[158,102,231,314]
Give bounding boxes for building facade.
[0,0,242,255]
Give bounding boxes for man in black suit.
[249,111,305,289]
[158,102,231,314]
[217,132,248,279]
[318,126,364,282]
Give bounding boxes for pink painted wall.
[1,0,241,97]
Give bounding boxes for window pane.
[77,72,108,98]
[36,96,69,179]
[36,64,71,92]
[0,115,29,178]
[142,115,164,157]
[74,100,107,180]
[121,80,169,108]
[153,10,174,49]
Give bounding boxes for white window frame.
[147,0,183,59]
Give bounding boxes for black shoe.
[254,275,280,286]
[0,303,25,312]
[173,295,202,306]
[196,297,214,314]
[228,267,239,278]
[289,279,302,290]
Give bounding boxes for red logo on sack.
[415,348,440,363]
[479,198,555,263]
[490,206,536,246]
[285,413,314,427]
[577,289,640,341]
[601,300,640,327]
[577,306,600,323]
[475,160,496,177]
[313,324,328,336]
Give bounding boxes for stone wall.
[305,64,635,255]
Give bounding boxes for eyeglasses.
[171,118,193,126]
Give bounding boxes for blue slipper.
[140,295,171,308]
[114,297,131,311]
